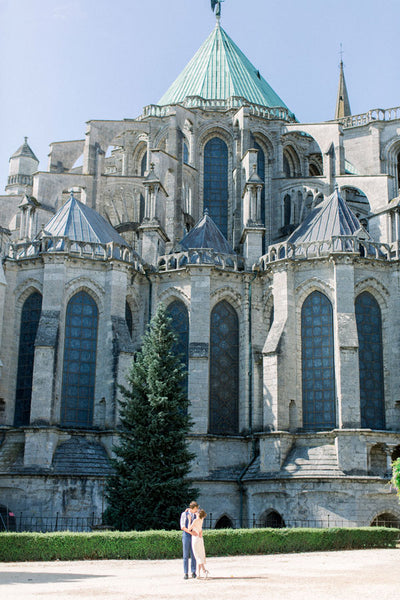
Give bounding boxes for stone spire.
[335,56,351,119]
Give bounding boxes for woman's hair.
[198,509,207,519]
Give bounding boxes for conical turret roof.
[179,211,234,254]
[158,23,291,112]
[288,187,361,244]
[43,193,128,246]
[10,137,38,162]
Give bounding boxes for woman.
[189,508,209,578]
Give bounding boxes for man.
[180,501,199,579]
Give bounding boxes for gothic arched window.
[166,300,189,394]
[355,292,385,429]
[125,301,133,338]
[139,193,145,223]
[61,291,98,427]
[204,137,229,237]
[397,151,400,192]
[140,151,147,177]
[284,195,291,226]
[301,291,336,430]
[14,292,42,426]
[254,142,265,226]
[183,142,189,165]
[209,300,239,434]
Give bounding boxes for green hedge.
[0,527,398,562]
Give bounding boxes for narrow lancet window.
[61,291,98,427]
[301,291,336,430]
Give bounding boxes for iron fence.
[1,512,399,533]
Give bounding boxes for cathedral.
[1,5,400,530]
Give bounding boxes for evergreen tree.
[104,304,197,530]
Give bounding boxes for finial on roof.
[211,0,224,22]
[335,183,339,191]
[24,136,28,144]
[204,207,209,216]
[70,190,75,199]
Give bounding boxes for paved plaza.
[0,548,399,600]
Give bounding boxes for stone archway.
[215,515,234,529]
[371,512,400,528]
[260,509,286,528]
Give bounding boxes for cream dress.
[191,517,206,564]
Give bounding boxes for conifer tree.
[104,304,197,530]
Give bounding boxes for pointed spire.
[335,47,351,119]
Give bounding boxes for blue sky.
[1,0,399,191]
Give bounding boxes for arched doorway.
[260,510,286,528]
[215,515,234,529]
[0,504,16,531]
[371,513,400,528]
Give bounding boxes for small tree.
[392,458,400,498]
[104,304,197,530]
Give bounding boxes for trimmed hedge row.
[0,527,398,562]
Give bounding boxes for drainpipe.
[237,268,259,528]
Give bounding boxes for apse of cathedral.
[0,2,400,529]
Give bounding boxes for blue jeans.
[182,533,196,574]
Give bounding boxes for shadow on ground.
[0,572,106,585]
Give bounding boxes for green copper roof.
[158,23,290,111]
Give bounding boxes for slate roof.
[10,137,38,162]
[52,436,113,476]
[287,187,362,245]
[206,441,346,482]
[43,193,129,246]
[158,22,291,112]
[179,212,234,254]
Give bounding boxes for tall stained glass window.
[209,300,239,434]
[166,300,189,394]
[355,292,385,429]
[61,291,98,427]
[254,142,265,226]
[14,292,42,426]
[204,137,229,237]
[301,291,336,430]
[183,142,189,165]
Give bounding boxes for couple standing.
[180,501,209,579]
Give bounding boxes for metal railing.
[2,512,398,533]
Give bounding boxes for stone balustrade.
[141,97,294,121]
[257,235,395,270]
[339,106,400,129]
[158,248,245,271]
[8,236,145,271]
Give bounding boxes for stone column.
[30,260,65,424]
[333,258,360,428]
[188,269,211,434]
[101,265,132,428]
[262,265,296,431]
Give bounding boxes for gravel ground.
[0,548,399,600]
